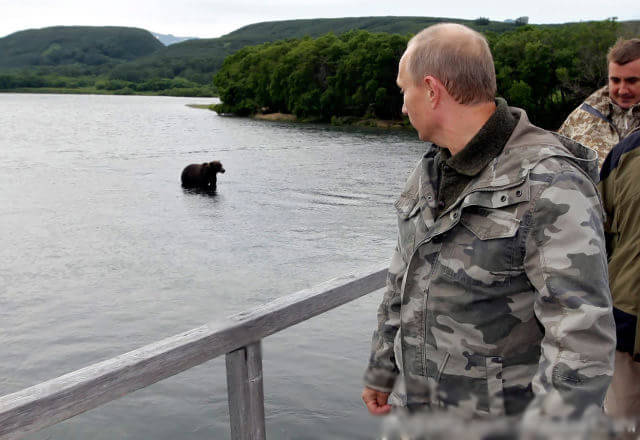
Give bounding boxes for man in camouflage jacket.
[363,24,616,420]
[558,38,640,168]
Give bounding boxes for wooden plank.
[226,347,250,440]
[245,342,265,440]
[0,266,387,439]
[226,342,265,440]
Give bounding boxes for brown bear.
[181,161,225,191]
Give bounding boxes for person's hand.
[362,387,391,415]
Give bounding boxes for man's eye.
[610,78,621,84]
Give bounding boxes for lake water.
[0,93,426,439]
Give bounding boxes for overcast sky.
[2,0,638,39]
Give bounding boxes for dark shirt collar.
[439,98,518,176]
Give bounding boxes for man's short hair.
[406,23,497,105]
[607,38,640,65]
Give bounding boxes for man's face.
[608,58,640,109]
[397,52,433,141]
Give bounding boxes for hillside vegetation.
[213,20,625,129]
[0,26,212,96]
[0,17,520,89]
[0,26,163,69]
[109,16,520,84]
[0,18,638,108]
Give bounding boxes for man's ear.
[424,76,441,107]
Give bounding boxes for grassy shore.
[252,112,297,122]
[251,112,411,129]
[189,106,413,130]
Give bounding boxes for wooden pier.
[0,266,387,440]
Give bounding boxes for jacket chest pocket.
[440,205,522,286]
[395,194,434,263]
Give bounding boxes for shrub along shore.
[0,75,215,97]
[205,105,412,129]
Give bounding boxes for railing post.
[226,341,266,440]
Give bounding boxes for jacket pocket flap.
[462,184,530,210]
[460,207,520,240]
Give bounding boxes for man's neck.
[438,101,497,155]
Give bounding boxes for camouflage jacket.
[364,107,616,419]
[558,86,640,168]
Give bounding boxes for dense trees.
[489,20,620,128]
[213,20,625,129]
[0,71,214,96]
[213,31,407,120]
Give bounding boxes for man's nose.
[619,82,629,94]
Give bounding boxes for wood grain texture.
[226,342,265,440]
[0,266,387,439]
[245,342,265,440]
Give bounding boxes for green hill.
[0,26,163,69]
[1,17,637,98]
[223,15,517,40]
[109,16,520,83]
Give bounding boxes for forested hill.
[222,16,518,40]
[0,26,163,69]
[109,16,519,82]
[1,17,638,101]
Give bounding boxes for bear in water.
[181,161,225,191]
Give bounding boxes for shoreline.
[0,88,217,98]
[2,91,409,131]
[252,112,410,130]
[252,112,297,122]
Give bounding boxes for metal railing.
[0,266,387,440]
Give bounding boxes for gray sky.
[1,0,638,39]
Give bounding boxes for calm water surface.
[0,93,425,439]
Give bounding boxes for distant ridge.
[108,16,520,83]
[152,32,198,46]
[221,15,517,40]
[0,26,163,69]
[1,17,637,89]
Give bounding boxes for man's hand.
[362,387,391,415]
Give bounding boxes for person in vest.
[559,38,640,168]
[599,129,640,417]
[362,23,615,421]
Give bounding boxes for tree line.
[213,20,624,129]
[0,18,521,96]
[0,72,214,96]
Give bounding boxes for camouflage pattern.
[364,107,616,419]
[558,86,640,169]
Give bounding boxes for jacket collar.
[419,105,600,219]
[440,98,518,177]
[457,107,599,194]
